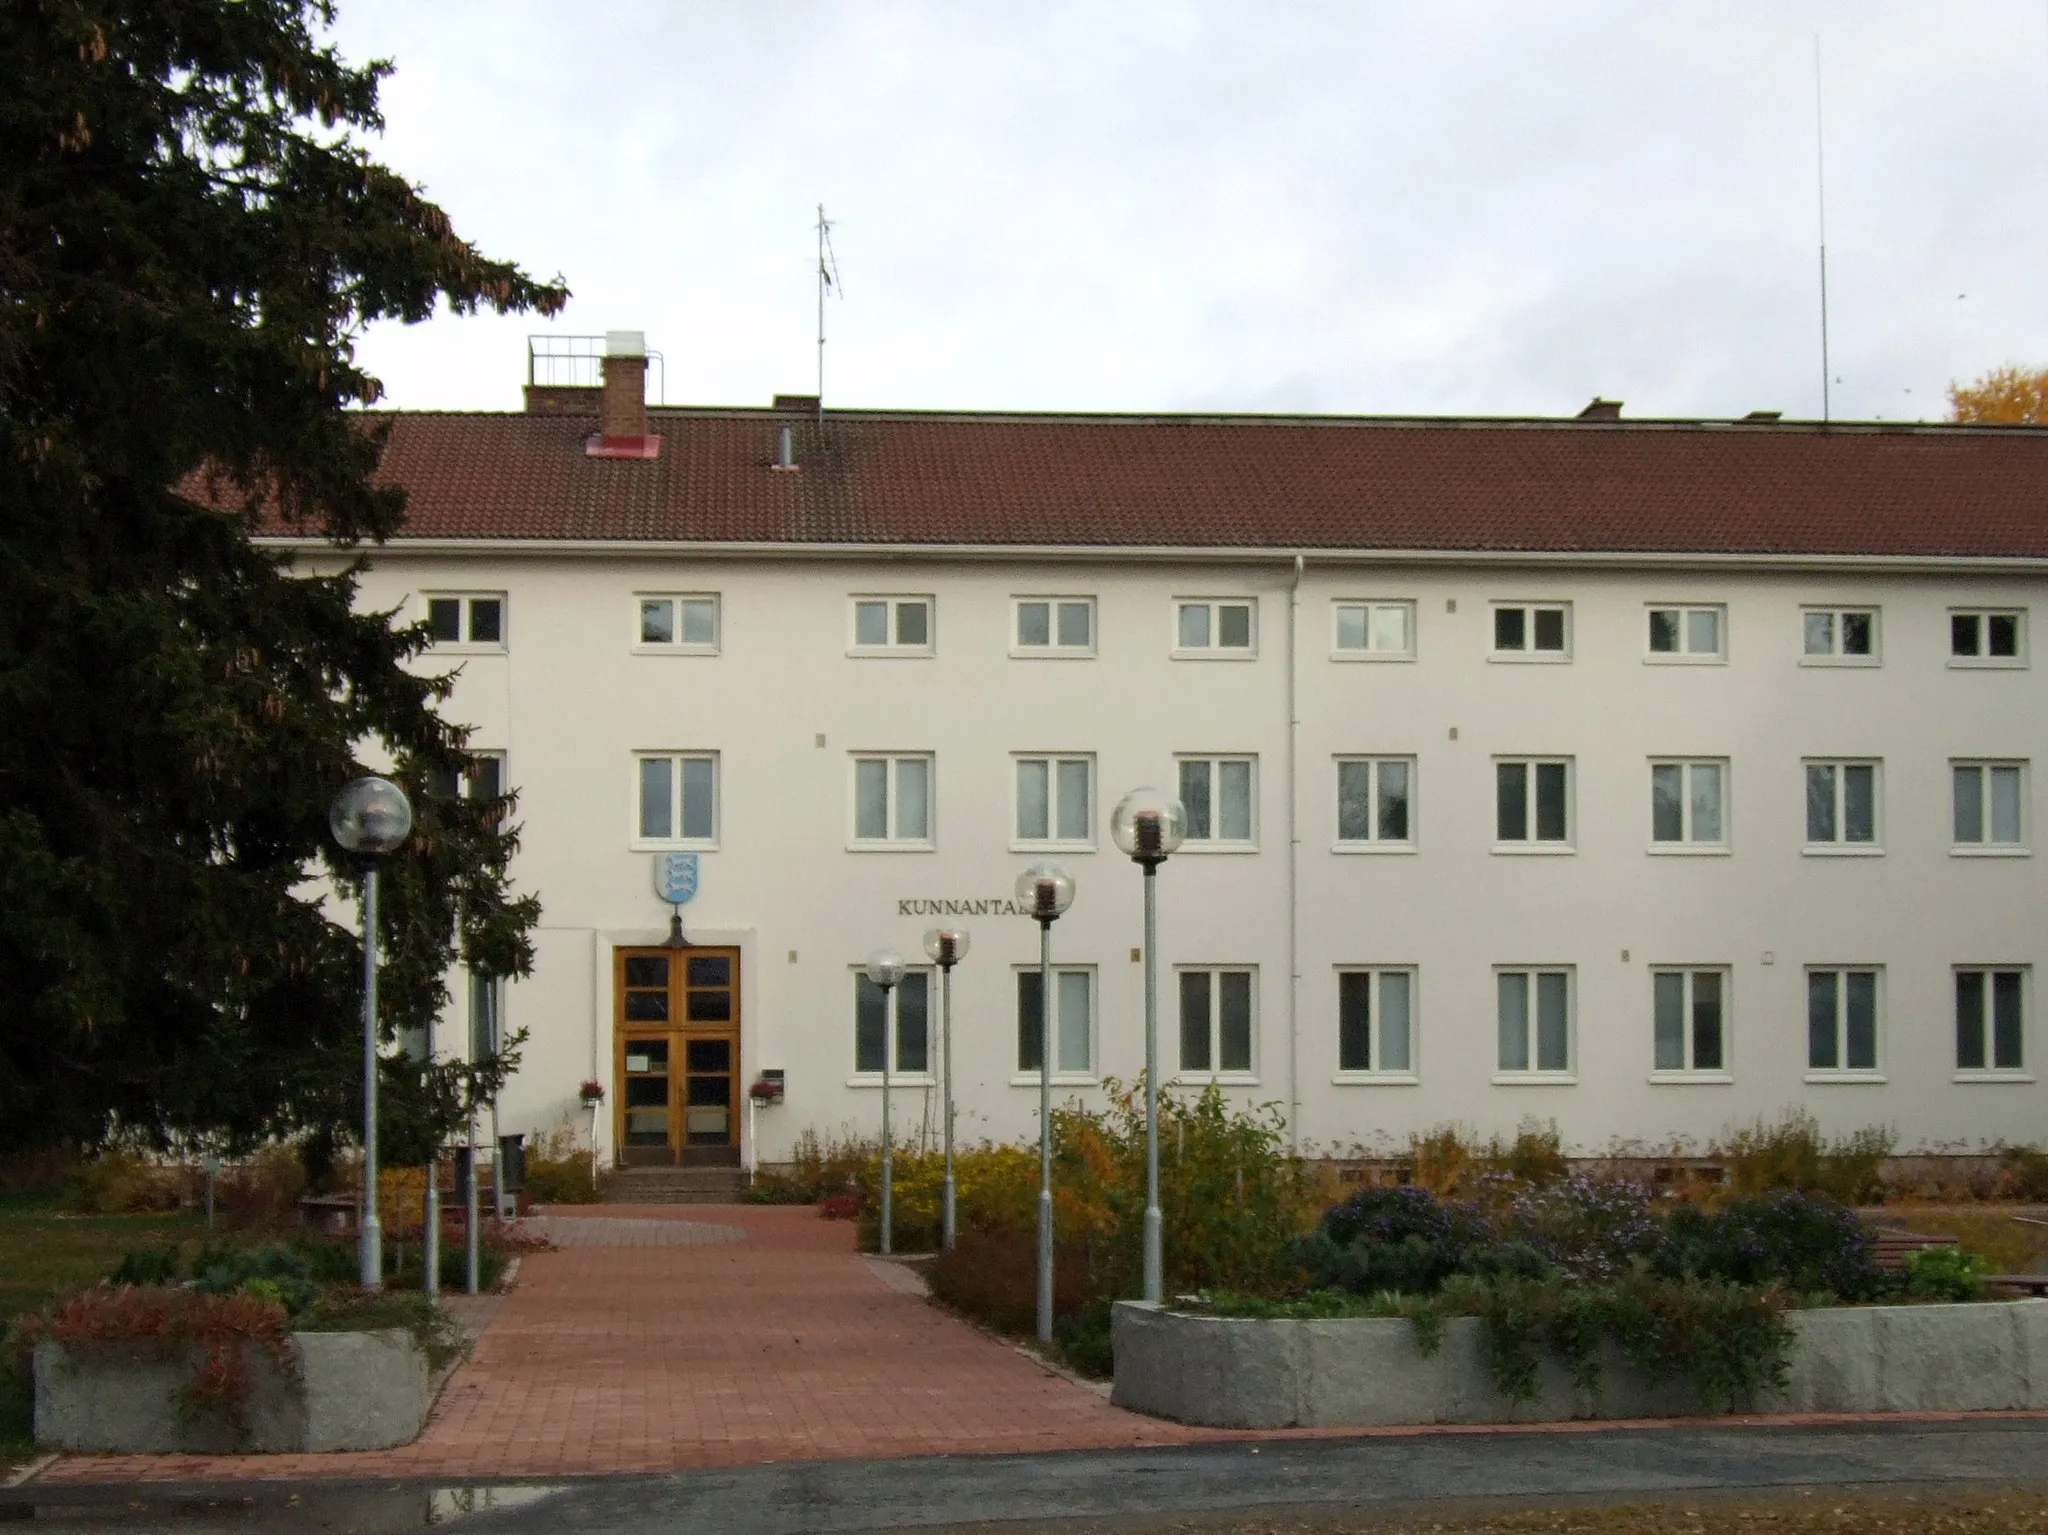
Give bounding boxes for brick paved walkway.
[37,1205,1215,1483]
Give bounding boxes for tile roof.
[287,407,2048,558]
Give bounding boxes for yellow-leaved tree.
[1949,365,2048,424]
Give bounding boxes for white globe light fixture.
[329,775,414,1291]
[922,928,971,1250]
[1014,860,1074,1344]
[864,948,907,1255]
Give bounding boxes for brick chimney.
[587,330,661,459]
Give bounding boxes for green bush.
[1655,1191,1878,1299]
[1716,1112,1894,1205]
[190,1242,320,1315]
[110,1246,181,1286]
[1905,1245,1988,1303]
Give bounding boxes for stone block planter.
[1111,1298,2048,1429]
[35,1328,430,1453]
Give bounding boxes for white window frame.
[1951,760,2028,855]
[1175,966,1259,1083]
[1804,966,1884,1082]
[849,966,936,1085]
[1802,759,1882,855]
[848,595,935,657]
[423,591,507,653]
[849,753,935,850]
[1011,596,1096,658]
[1012,753,1095,850]
[1176,754,1258,849]
[1331,600,1416,662]
[1011,965,1098,1084]
[1800,606,1880,666]
[1649,967,1732,1082]
[631,751,719,848]
[1954,966,2031,1081]
[1488,601,1571,662]
[1493,967,1575,1082]
[1648,758,1729,853]
[1948,608,2027,669]
[1493,757,1573,852]
[633,592,721,654]
[1334,967,1418,1083]
[1172,598,1258,659]
[1644,603,1727,663]
[1333,756,1416,852]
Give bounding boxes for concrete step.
[603,1167,750,1205]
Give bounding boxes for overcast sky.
[330,1,2048,422]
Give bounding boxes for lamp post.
[921,927,970,1251]
[1015,860,1074,1344]
[1110,787,1186,1304]
[329,775,414,1292]
[864,949,907,1257]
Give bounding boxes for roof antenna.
[1814,35,1832,424]
[816,204,842,425]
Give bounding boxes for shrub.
[1405,1119,1566,1196]
[1716,1112,1894,1205]
[190,1242,320,1315]
[1503,1174,1660,1284]
[1053,1300,1115,1379]
[749,1129,873,1205]
[522,1122,599,1205]
[70,1149,181,1214]
[926,1227,1092,1337]
[1656,1190,1877,1299]
[2001,1145,2048,1202]
[1906,1245,1988,1303]
[213,1143,308,1223]
[110,1246,181,1286]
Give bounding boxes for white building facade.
[287,348,2048,1166]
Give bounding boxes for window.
[1333,601,1415,660]
[1496,969,1572,1076]
[1491,603,1569,658]
[1647,605,1725,660]
[852,754,933,845]
[1955,969,2026,1074]
[428,751,504,804]
[1336,969,1414,1077]
[1495,759,1571,847]
[1950,609,2025,665]
[1179,968,1255,1077]
[1953,762,2025,849]
[468,969,502,1062]
[1178,756,1256,845]
[1014,598,1094,655]
[1175,599,1255,655]
[1015,755,1092,845]
[1016,968,1094,1076]
[1650,760,1727,848]
[1802,607,1878,664]
[636,753,717,844]
[1804,761,1879,849]
[1335,758,1414,847]
[850,596,933,654]
[1652,970,1727,1075]
[854,969,931,1077]
[425,593,505,648]
[1807,968,1880,1075]
[636,594,719,651]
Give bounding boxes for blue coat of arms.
[653,851,699,906]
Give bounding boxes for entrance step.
[603,1165,750,1205]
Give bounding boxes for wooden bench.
[1986,1273,2048,1297]
[1871,1228,1959,1271]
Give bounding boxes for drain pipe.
[1286,553,1304,1155]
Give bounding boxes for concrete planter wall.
[35,1329,430,1453]
[1111,1298,2048,1429]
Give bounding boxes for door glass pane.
[1841,611,1872,654]
[855,601,889,645]
[1057,602,1091,647]
[1845,971,1878,1069]
[1377,760,1411,841]
[625,991,669,1022]
[639,757,673,840]
[1690,763,1723,843]
[1179,971,1212,1071]
[639,598,674,644]
[679,598,717,645]
[625,957,668,989]
[1494,607,1525,650]
[855,760,888,838]
[625,1076,667,1108]
[896,757,930,840]
[896,973,930,1072]
[1807,971,1839,1069]
[1954,766,1983,843]
[1653,972,1685,1071]
[895,601,929,647]
[1057,971,1090,1073]
[1337,762,1373,840]
[1687,609,1719,654]
[1180,760,1212,839]
[1335,604,1367,651]
[1497,973,1529,1071]
[1219,760,1252,840]
[1843,765,1875,843]
[1805,765,1835,842]
[1535,763,1568,841]
[1056,759,1091,840]
[1990,766,2022,843]
[1497,763,1528,841]
[1651,764,1684,842]
[1016,759,1049,840]
[1379,972,1412,1072]
[1338,972,1372,1071]
[1373,605,1409,653]
[1219,604,1252,648]
[1218,972,1252,1070]
[686,1039,731,1073]
[1803,611,1833,654]
[1536,973,1569,1070]
[1533,608,1565,651]
[1648,609,1680,653]
[1956,970,1987,1070]
[855,976,887,1072]
[1993,971,2024,1068]
[687,956,730,987]
[686,989,731,1022]
[1691,971,1723,1071]
[1017,970,1044,1072]
[1178,604,1209,648]
[680,758,715,840]
[1017,601,1050,646]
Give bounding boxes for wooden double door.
[615,946,741,1167]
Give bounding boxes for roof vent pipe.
[777,424,795,470]
[1576,398,1623,421]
